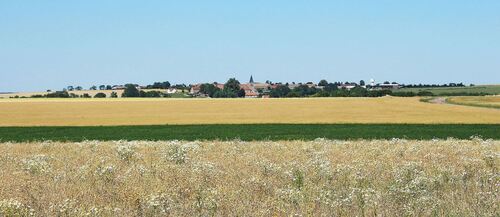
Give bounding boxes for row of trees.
[146,81,171,89]
[121,84,180,97]
[269,85,393,98]
[402,83,467,88]
[31,91,120,98]
[65,81,181,92]
[66,85,113,91]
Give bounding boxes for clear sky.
[1,1,499,92]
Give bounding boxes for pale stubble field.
[0,139,498,216]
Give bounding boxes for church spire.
[249,75,254,83]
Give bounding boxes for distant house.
[241,76,265,98]
[287,83,301,89]
[379,83,400,89]
[305,82,317,88]
[252,83,270,90]
[112,85,125,90]
[166,88,177,94]
[189,83,224,96]
[367,83,400,90]
[240,83,258,98]
[215,83,224,90]
[338,84,357,90]
[190,84,202,94]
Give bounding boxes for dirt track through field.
[429,97,447,104]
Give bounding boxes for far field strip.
[0,97,499,126]
[445,96,500,109]
[1,124,499,141]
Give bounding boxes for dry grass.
[447,96,500,109]
[0,139,498,216]
[0,97,500,126]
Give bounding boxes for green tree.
[110,92,118,98]
[237,88,246,97]
[162,81,171,89]
[314,90,331,97]
[99,85,106,90]
[286,92,301,97]
[224,78,241,93]
[359,80,366,86]
[269,85,291,98]
[90,86,97,90]
[140,91,163,97]
[149,81,171,89]
[349,86,368,97]
[292,85,318,97]
[318,79,328,86]
[323,83,338,92]
[122,84,140,97]
[200,83,219,97]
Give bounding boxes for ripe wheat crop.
[0,139,498,216]
[0,97,499,126]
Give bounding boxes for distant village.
[187,76,402,98]
[4,76,470,99]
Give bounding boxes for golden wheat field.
[0,139,498,216]
[447,96,500,109]
[0,97,499,126]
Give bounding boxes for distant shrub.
[46,91,70,98]
[286,92,301,98]
[140,91,163,98]
[94,93,107,98]
[390,91,416,97]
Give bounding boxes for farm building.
[240,83,259,98]
[189,84,202,95]
[166,88,177,94]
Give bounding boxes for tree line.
[198,78,246,98]
[11,78,487,99]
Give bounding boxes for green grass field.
[0,124,498,142]
[395,85,500,95]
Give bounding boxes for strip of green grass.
[0,124,499,142]
[395,85,500,95]
[445,98,500,110]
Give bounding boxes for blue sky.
[1,1,499,92]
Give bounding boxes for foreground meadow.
[0,139,498,216]
[1,97,500,126]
